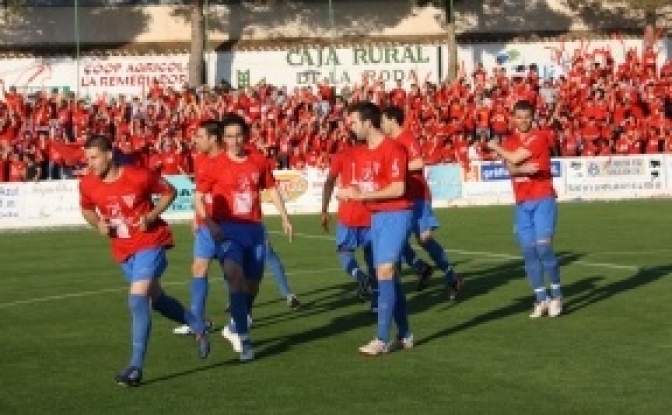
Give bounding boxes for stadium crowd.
[0,43,671,183]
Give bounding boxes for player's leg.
[336,222,371,298]
[534,196,562,317]
[174,226,214,335]
[265,239,301,310]
[515,202,548,317]
[414,199,463,296]
[359,210,412,356]
[361,230,378,312]
[401,242,434,289]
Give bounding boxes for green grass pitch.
[1,200,671,414]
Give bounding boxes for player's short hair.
[513,100,535,114]
[349,101,382,129]
[382,106,405,126]
[220,112,250,140]
[83,134,113,152]
[198,119,223,143]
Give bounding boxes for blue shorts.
[514,196,558,247]
[193,225,219,260]
[410,199,440,236]
[335,222,371,251]
[370,210,412,267]
[218,221,267,282]
[120,247,167,283]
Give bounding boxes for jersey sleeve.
[78,179,96,210]
[260,158,277,190]
[386,142,408,183]
[328,152,342,177]
[147,169,175,196]
[194,159,215,193]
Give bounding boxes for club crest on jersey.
[122,194,135,207]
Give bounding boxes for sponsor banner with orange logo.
[261,168,337,215]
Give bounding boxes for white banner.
[563,155,667,199]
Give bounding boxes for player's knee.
[191,260,209,277]
[535,242,557,264]
[377,264,396,280]
[521,245,538,262]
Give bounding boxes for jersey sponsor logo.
[122,194,135,207]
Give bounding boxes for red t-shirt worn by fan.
[78,166,175,262]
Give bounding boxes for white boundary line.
[274,231,640,272]
[0,267,343,309]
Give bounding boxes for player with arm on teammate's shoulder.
[78,134,210,387]
[486,100,563,318]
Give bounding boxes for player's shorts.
[120,247,168,283]
[410,198,440,235]
[514,196,558,248]
[193,225,219,260]
[218,221,267,282]
[370,210,412,267]
[335,222,371,251]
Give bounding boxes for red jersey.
[352,138,411,212]
[395,130,431,200]
[329,148,370,227]
[192,151,214,227]
[503,129,556,203]
[196,151,276,224]
[78,166,174,262]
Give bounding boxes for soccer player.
[195,113,293,361]
[381,106,464,298]
[78,135,209,387]
[337,101,413,356]
[486,100,563,318]
[171,122,299,336]
[321,141,376,311]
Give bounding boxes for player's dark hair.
[198,119,223,143]
[220,112,250,141]
[83,134,113,152]
[349,101,382,129]
[382,105,405,126]
[513,100,535,114]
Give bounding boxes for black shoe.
[417,262,434,291]
[286,294,301,310]
[115,366,142,387]
[447,273,465,301]
[356,274,372,300]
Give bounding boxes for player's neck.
[389,126,402,138]
[227,148,246,161]
[102,165,121,183]
[366,130,386,149]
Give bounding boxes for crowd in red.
[0,42,671,183]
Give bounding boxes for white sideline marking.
[0,267,343,309]
[274,231,640,272]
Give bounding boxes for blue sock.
[537,244,562,298]
[363,246,378,310]
[267,245,291,298]
[338,250,366,281]
[247,293,256,315]
[230,291,249,337]
[190,277,209,322]
[392,279,410,338]
[422,238,454,282]
[401,243,418,269]
[376,280,395,343]
[128,294,151,369]
[521,246,547,302]
[153,293,205,334]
